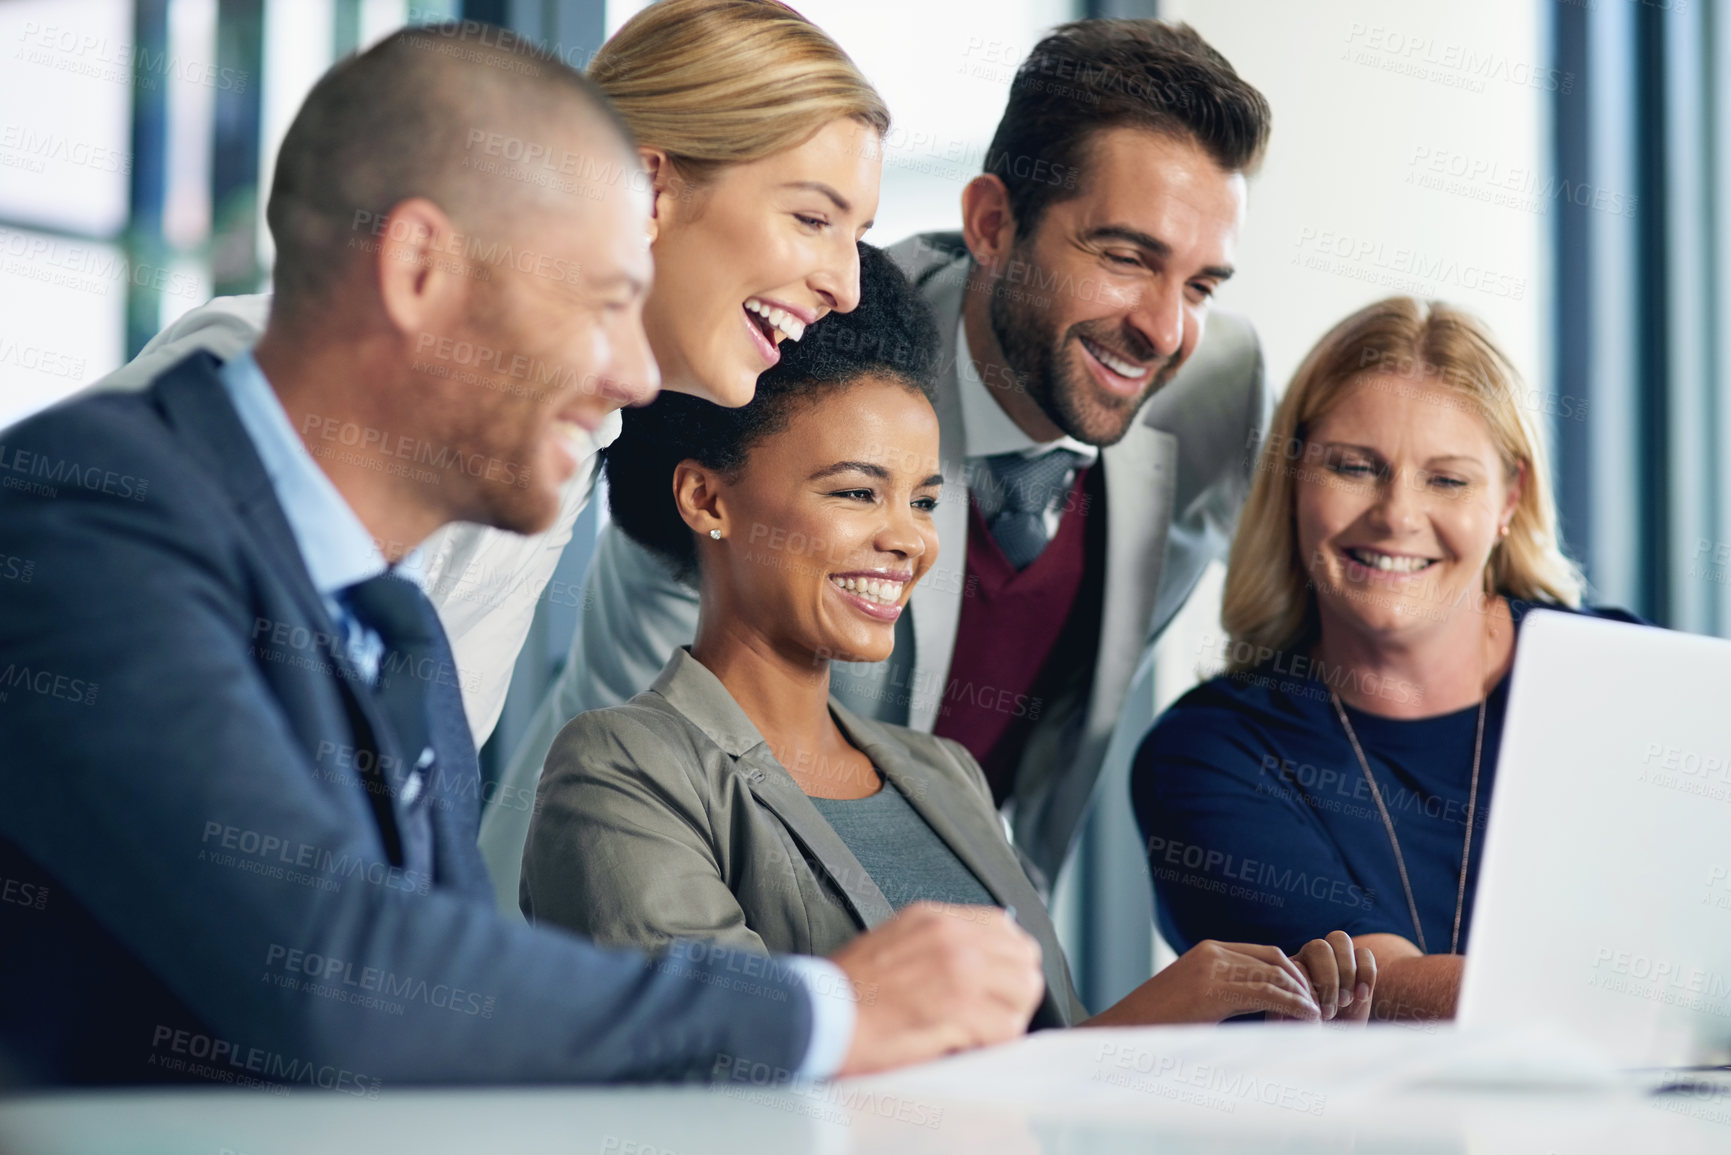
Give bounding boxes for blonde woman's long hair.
[591,0,890,187]
[1222,297,1585,672]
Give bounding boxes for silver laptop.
[1457,609,1731,1068]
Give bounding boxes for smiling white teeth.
[1084,338,1145,379]
[746,299,806,343]
[1348,549,1433,574]
[830,575,904,605]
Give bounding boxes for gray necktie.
[981,449,1083,569]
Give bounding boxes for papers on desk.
[843,1022,1623,1121]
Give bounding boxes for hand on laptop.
[1077,930,1376,1026]
[831,902,1045,1076]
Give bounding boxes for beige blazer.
[521,648,1087,1029]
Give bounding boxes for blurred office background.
[0,0,1723,1013]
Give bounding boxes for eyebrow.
[783,180,875,230]
[810,460,889,482]
[783,180,850,212]
[808,462,945,488]
[1321,443,1487,468]
[1085,225,1235,282]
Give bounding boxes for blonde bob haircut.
[589,0,890,188]
[1222,296,1585,672]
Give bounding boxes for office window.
[0,0,134,236]
[0,0,133,428]
[0,0,459,430]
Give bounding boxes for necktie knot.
[340,573,438,652]
[984,449,1083,514]
[980,449,1084,569]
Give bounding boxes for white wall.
[1165,0,1551,413]
[1148,0,1554,705]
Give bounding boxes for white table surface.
[4,1024,1729,1154]
[2,1080,1729,1155]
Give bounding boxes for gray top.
[810,777,997,912]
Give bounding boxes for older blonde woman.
[1130,297,1638,1021]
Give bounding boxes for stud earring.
[709,528,722,540]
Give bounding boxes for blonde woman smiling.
[1131,297,1638,1020]
[90,0,887,760]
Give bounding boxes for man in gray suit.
[484,18,1273,901]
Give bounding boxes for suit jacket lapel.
[835,706,1078,1026]
[155,355,353,665]
[1005,421,1180,889]
[737,749,897,930]
[153,354,413,860]
[1092,423,1178,735]
[651,650,897,928]
[1002,422,1181,880]
[908,264,970,732]
[837,709,1032,915]
[652,650,1082,1023]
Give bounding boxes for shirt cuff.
[782,956,857,1082]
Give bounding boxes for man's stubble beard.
[441,281,560,538]
[985,244,1180,448]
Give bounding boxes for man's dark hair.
[266,22,633,322]
[605,242,940,577]
[984,19,1271,237]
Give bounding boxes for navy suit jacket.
[0,354,813,1086]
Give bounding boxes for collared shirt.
[98,292,616,746]
[219,350,852,1080]
[216,350,422,683]
[954,316,1099,537]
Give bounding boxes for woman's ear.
[673,460,726,540]
[1501,460,1526,531]
[639,147,675,243]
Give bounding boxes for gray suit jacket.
[483,230,1269,904]
[521,648,1087,1028]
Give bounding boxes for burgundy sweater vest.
[933,463,1107,803]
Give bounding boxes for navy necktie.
[982,449,1083,569]
[339,573,468,881]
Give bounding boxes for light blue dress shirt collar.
[216,350,423,596]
